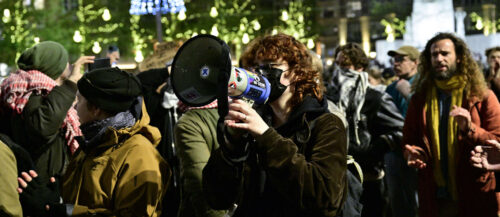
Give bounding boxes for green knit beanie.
[17,41,69,80]
[77,67,142,113]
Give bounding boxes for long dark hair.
[413,32,487,99]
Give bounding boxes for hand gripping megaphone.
[170,34,271,107]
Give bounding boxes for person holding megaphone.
[202,34,348,217]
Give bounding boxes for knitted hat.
[17,41,69,80]
[77,67,142,112]
[388,46,420,61]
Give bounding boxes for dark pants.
[360,179,387,217]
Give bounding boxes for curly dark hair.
[239,33,322,108]
[413,32,487,99]
[334,43,369,70]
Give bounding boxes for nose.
[436,54,445,63]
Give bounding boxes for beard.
[433,64,457,80]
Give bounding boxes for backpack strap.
[347,155,363,184]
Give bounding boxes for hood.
[272,95,328,137]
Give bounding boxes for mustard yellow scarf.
[426,75,466,200]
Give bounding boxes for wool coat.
[403,89,500,217]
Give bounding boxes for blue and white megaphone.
[171,34,271,107]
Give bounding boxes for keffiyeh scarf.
[0,69,81,154]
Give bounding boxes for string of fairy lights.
[129,0,317,62]
[1,0,318,64]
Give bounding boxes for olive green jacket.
[62,101,170,217]
[0,140,22,217]
[174,108,226,217]
[0,80,77,182]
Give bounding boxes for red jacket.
[403,89,500,217]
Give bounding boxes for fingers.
[405,145,420,155]
[407,159,427,169]
[18,170,38,192]
[18,177,27,188]
[486,140,500,150]
[228,99,251,115]
[470,155,483,164]
[21,172,33,182]
[226,110,247,122]
[474,145,484,153]
[29,170,38,178]
[74,56,95,65]
[449,106,471,119]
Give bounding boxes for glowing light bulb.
[102,8,111,21]
[253,20,261,30]
[178,10,186,21]
[281,11,289,21]
[475,19,483,30]
[92,42,102,54]
[2,9,10,23]
[210,7,218,18]
[3,9,10,18]
[307,39,314,49]
[211,25,219,36]
[135,50,144,62]
[73,30,82,43]
[242,33,250,44]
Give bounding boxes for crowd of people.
[0,31,499,217]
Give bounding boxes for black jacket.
[327,86,404,178]
[203,96,348,217]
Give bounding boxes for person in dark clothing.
[202,33,348,217]
[483,46,500,99]
[0,41,94,183]
[136,67,180,217]
[324,43,404,217]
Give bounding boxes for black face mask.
[258,65,288,103]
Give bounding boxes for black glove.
[47,203,69,217]
[19,176,61,217]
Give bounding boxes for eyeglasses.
[392,55,409,63]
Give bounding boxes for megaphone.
[171,34,271,107]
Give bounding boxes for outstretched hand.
[404,145,427,169]
[449,105,471,132]
[224,99,269,137]
[470,140,500,171]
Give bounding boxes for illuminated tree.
[75,0,122,54]
[0,1,36,64]
[276,0,317,45]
